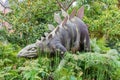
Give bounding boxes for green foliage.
[18,59,50,80]
[0,41,25,80]
[80,0,119,39]
[53,51,120,80]
[0,0,120,80]
[76,0,120,52]
[0,41,20,59]
[0,40,120,80]
[78,52,120,80]
[2,0,59,46]
[7,23,48,47]
[0,29,8,42]
[90,38,110,53]
[1,0,119,48]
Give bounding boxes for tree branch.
[56,0,76,11]
[65,0,76,11]
[56,0,65,10]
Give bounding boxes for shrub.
[2,0,59,46]
[54,51,120,80]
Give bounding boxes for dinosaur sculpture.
[17,6,90,58]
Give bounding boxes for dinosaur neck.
[39,40,51,53]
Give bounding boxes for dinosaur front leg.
[55,43,67,58]
[55,43,67,53]
[49,43,67,62]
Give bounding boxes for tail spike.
[69,8,76,19]
[62,16,68,27]
[77,6,84,19]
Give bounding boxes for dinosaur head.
[17,39,51,58]
[17,43,38,58]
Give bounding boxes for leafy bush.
[0,40,120,80]
[0,41,24,80]
[0,0,120,80]
[54,51,120,80]
[0,41,20,59]
[74,0,120,52]
[2,0,59,46]
[7,23,48,47]
[90,38,110,53]
[0,29,8,42]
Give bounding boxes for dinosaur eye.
[31,47,37,51]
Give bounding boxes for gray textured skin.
[17,8,90,58]
[71,17,90,51]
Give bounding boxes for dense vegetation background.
[0,0,120,80]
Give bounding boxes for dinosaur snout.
[17,51,25,57]
[17,50,38,58]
